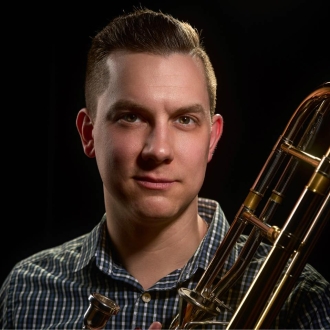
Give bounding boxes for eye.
[176,116,196,125]
[120,113,140,123]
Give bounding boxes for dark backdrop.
[3,0,330,286]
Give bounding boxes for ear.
[208,114,223,162]
[76,108,95,158]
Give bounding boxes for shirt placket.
[131,290,153,330]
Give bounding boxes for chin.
[133,196,194,221]
[137,206,176,220]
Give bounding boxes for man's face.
[84,51,222,224]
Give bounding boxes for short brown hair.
[85,8,217,118]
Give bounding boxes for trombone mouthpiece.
[83,292,120,330]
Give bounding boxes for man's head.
[77,8,223,225]
[84,8,217,120]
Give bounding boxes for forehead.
[101,51,210,111]
[106,51,207,90]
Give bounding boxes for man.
[1,7,329,330]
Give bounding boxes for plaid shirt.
[1,198,329,329]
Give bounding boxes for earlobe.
[208,114,223,162]
[76,108,95,158]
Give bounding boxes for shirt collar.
[74,198,237,280]
[177,198,237,284]
[73,215,106,272]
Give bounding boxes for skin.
[77,51,223,329]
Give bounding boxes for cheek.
[179,132,210,159]
[94,130,141,172]
[178,135,210,173]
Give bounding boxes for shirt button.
[141,292,151,303]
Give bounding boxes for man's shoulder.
[10,234,88,279]
[296,262,330,292]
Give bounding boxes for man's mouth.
[134,176,175,190]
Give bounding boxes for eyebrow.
[106,100,146,120]
[174,104,206,116]
[106,99,207,119]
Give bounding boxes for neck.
[105,201,208,290]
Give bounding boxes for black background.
[2,0,330,286]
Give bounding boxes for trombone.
[170,81,330,329]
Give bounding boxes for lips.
[134,176,175,190]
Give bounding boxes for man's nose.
[141,125,174,163]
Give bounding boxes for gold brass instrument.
[83,82,330,329]
[170,81,330,329]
